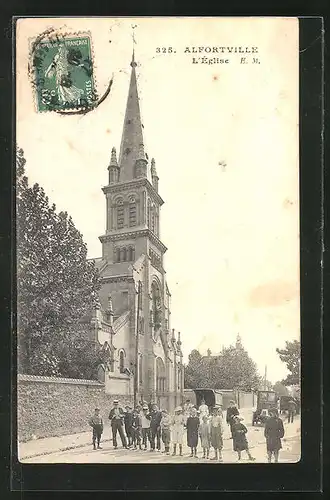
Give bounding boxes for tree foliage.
[184,337,262,392]
[276,340,300,386]
[17,147,105,378]
[272,381,289,396]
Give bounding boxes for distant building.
[88,51,184,411]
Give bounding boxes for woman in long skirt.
[186,407,200,457]
[210,406,224,462]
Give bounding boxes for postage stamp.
[32,33,97,112]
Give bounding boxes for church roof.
[118,50,149,183]
[100,261,133,278]
[89,257,107,272]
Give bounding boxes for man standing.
[150,404,162,451]
[287,399,297,423]
[226,400,239,438]
[141,404,152,450]
[264,407,285,463]
[109,400,128,450]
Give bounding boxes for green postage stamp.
[32,33,96,112]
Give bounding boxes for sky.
[16,17,300,383]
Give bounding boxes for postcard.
[16,17,300,464]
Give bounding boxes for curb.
[20,437,113,461]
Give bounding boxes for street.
[21,416,300,464]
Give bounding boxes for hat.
[175,406,182,412]
[113,399,119,404]
[142,404,149,410]
[233,415,243,421]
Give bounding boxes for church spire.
[118,50,147,182]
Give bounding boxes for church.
[88,51,184,412]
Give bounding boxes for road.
[22,416,300,464]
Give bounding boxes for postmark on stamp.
[32,33,97,113]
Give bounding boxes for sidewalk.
[19,425,112,461]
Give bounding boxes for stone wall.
[17,374,133,442]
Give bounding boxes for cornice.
[102,177,164,206]
[99,229,167,254]
[99,275,134,284]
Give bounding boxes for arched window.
[151,206,155,233]
[128,246,135,261]
[116,199,124,229]
[119,350,125,373]
[156,357,166,394]
[128,196,137,227]
[147,200,151,228]
[151,280,162,333]
[114,247,120,263]
[120,247,127,262]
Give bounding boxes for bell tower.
[99,50,167,266]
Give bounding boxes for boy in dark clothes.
[232,415,255,461]
[131,408,142,450]
[150,404,162,451]
[226,400,239,438]
[88,408,103,450]
[124,405,133,447]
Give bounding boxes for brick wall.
[17,375,133,442]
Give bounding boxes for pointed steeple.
[118,50,147,182]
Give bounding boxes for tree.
[184,337,262,392]
[17,147,104,378]
[276,340,300,386]
[184,350,204,388]
[273,381,289,396]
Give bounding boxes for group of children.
[89,399,287,462]
[88,399,259,461]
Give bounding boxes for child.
[124,405,133,447]
[131,408,142,450]
[171,406,185,456]
[199,415,211,459]
[88,407,103,450]
[264,407,285,463]
[141,404,152,450]
[210,406,224,462]
[160,409,171,455]
[186,407,200,457]
[232,415,255,461]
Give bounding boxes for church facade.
[89,52,184,412]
